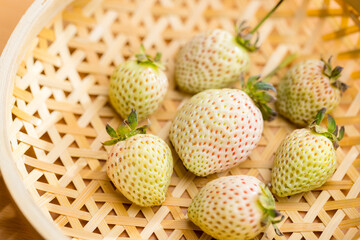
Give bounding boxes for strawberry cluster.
[103,0,348,239]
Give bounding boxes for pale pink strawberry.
[169,76,276,176]
[175,29,250,93]
[188,175,283,240]
[276,58,347,126]
[175,0,284,93]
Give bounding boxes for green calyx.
[235,0,284,52]
[241,75,277,121]
[309,108,345,149]
[321,57,348,93]
[103,109,149,146]
[258,185,284,236]
[235,21,259,52]
[135,44,165,70]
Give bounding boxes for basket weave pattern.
[9,0,360,239]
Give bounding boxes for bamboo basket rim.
[0,0,71,239]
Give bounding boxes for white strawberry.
[188,175,283,240]
[276,58,348,126]
[271,109,344,197]
[175,29,250,93]
[175,0,284,93]
[169,76,276,176]
[105,110,173,207]
[109,45,168,120]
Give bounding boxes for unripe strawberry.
[109,45,168,120]
[188,175,283,240]
[271,109,344,197]
[169,76,276,176]
[175,0,284,93]
[105,110,173,207]
[276,58,348,126]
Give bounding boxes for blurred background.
[0,0,33,51]
[0,0,43,239]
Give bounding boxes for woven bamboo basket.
[1,0,360,239]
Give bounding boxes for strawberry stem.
[309,108,345,149]
[321,57,348,93]
[241,75,277,121]
[235,0,284,52]
[250,0,284,34]
[103,109,148,146]
[135,44,165,70]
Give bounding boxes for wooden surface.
[0,177,42,240]
[0,0,43,239]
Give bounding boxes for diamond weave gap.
[7,0,360,239]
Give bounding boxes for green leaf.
[249,75,261,83]
[257,184,283,237]
[322,57,346,94]
[258,185,275,210]
[332,80,348,93]
[274,213,284,223]
[135,53,147,62]
[332,125,338,136]
[258,103,277,121]
[338,126,345,141]
[315,108,326,125]
[154,52,162,62]
[128,109,138,130]
[321,57,332,77]
[254,81,277,93]
[254,92,275,103]
[331,66,343,78]
[243,75,277,121]
[133,125,148,135]
[273,220,284,236]
[140,44,146,54]
[106,124,117,138]
[135,45,165,70]
[311,125,327,134]
[258,194,270,209]
[309,108,345,149]
[103,139,119,146]
[322,132,335,140]
[104,111,149,144]
[327,114,336,133]
[247,75,260,90]
[340,82,349,92]
[117,122,131,136]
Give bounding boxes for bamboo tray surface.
[2,0,360,239]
